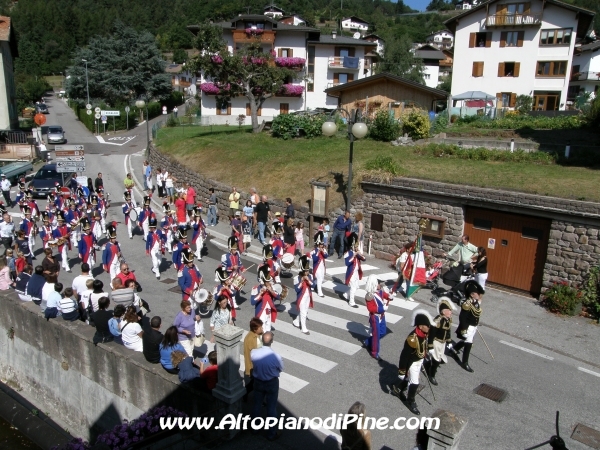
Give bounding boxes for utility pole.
[82,59,90,106]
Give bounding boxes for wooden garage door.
[465,208,550,294]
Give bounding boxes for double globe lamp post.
[321,109,368,211]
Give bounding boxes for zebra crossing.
[240,262,420,395]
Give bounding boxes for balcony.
[571,71,600,82]
[327,82,344,88]
[328,56,361,70]
[485,13,542,27]
[232,29,276,44]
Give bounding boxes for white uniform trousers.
[92,222,102,242]
[166,230,173,253]
[400,359,423,385]
[314,265,325,297]
[70,229,80,249]
[142,221,149,241]
[60,245,70,271]
[194,235,204,259]
[258,307,272,333]
[150,244,162,278]
[461,325,477,344]
[27,233,35,255]
[87,251,96,268]
[109,258,120,280]
[292,292,310,333]
[346,274,359,307]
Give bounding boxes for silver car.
[47,125,66,144]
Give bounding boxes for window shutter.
[216,107,221,116]
[498,62,505,77]
[517,31,524,47]
[349,48,355,57]
[485,33,492,47]
[472,62,484,77]
[472,62,478,77]
[289,48,293,57]
[496,92,503,104]
[335,47,340,57]
[246,103,251,115]
[514,62,520,77]
[257,106,262,116]
[500,32,507,48]
[278,48,282,57]
[227,104,231,115]
[469,33,476,48]
[510,93,517,107]
[348,73,354,82]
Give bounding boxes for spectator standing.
[120,306,144,352]
[174,193,187,226]
[0,213,15,250]
[207,188,217,226]
[243,317,263,402]
[124,173,135,190]
[165,173,175,204]
[283,218,295,255]
[228,187,240,218]
[340,402,372,450]
[89,279,108,313]
[254,196,271,245]
[94,173,104,192]
[174,300,196,356]
[42,248,60,278]
[352,212,365,254]
[143,161,151,191]
[1,174,11,207]
[210,297,232,344]
[251,332,283,441]
[284,198,295,221]
[249,188,260,211]
[329,211,352,259]
[294,222,305,256]
[0,255,14,290]
[444,235,478,265]
[142,316,164,364]
[173,106,178,118]
[91,297,113,344]
[243,200,254,236]
[156,169,164,198]
[185,183,196,218]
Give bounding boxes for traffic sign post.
[101,115,107,135]
[86,110,92,115]
[86,104,92,110]
[55,145,84,152]
[125,106,130,130]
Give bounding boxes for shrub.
[368,109,400,142]
[402,110,430,140]
[430,113,448,135]
[271,113,326,140]
[413,144,557,164]
[542,281,582,316]
[453,114,586,130]
[580,266,600,320]
[364,156,401,175]
[515,95,533,114]
[166,115,178,127]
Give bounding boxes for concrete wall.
[0,292,214,443]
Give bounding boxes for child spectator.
[199,350,219,392]
[79,279,95,323]
[15,250,26,276]
[0,255,14,290]
[59,287,80,321]
[6,249,16,282]
[108,304,126,345]
[44,282,63,320]
[294,221,305,256]
[241,214,251,256]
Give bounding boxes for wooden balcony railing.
[328,56,360,69]
[485,13,542,27]
[232,29,276,44]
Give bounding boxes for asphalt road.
[18,94,600,450]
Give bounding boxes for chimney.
[332,30,337,39]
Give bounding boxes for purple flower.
[279,84,304,96]
[245,28,264,35]
[199,83,220,95]
[211,55,224,64]
[275,57,306,68]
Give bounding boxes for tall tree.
[375,35,425,84]
[65,22,172,105]
[190,23,296,133]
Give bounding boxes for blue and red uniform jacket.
[102,241,120,272]
[20,218,35,236]
[172,241,189,271]
[78,232,96,263]
[191,219,206,241]
[38,225,53,246]
[251,287,278,322]
[122,202,135,224]
[179,265,202,300]
[52,224,71,251]
[311,248,328,277]
[224,252,244,276]
[345,250,365,284]
[146,230,166,254]
[138,208,155,227]
[271,237,284,259]
[294,274,314,309]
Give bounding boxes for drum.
[272,284,288,302]
[194,288,214,316]
[129,207,139,222]
[231,274,247,291]
[281,253,295,270]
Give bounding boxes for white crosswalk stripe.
[310,292,403,324]
[239,357,309,394]
[320,280,419,311]
[284,304,370,337]
[325,264,378,276]
[273,321,362,355]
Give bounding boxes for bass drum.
[129,207,139,222]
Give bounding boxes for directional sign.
[55,150,84,157]
[56,156,85,162]
[86,104,92,110]
[57,167,85,173]
[101,110,120,116]
[94,107,101,113]
[124,106,130,113]
[95,113,101,119]
[57,161,86,167]
[86,109,92,115]
[55,145,84,152]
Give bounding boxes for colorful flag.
[405,234,427,299]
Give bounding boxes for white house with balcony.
[568,39,600,101]
[341,16,369,34]
[446,0,595,112]
[456,0,479,10]
[425,30,454,49]
[188,15,376,123]
[166,63,198,98]
[413,44,446,89]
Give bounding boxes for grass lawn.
[155,125,600,207]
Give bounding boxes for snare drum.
[272,284,283,296]
[129,207,140,222]
[231,274,247,291]
[281,253,295,270]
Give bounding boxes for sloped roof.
[426,29,452,38]
[444,0,595,38]
[0,16,11,42]
[414,45,446,60]
[188,16,319,34]
[264,4,285,13]
[578,40,600,53]
[308,35,377,46]
[363,33,385,41]
[324,72,448,99]
[342,16,369,24]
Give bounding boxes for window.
[307,46,315,92]
[280,103,289,114]
[216,102,231,115]
[500,31,524,47]
[472,61,484,77]
[522,227,543,240]
[333,73,354,85]
[533,91,560,110]
[245,22,265,30]
[335,47,355,57]
[536,61,567,77]
[424,73,430,79]
[469,32,492,48]
[420,215,447,238]
[246,103,261,116]
[473,218,492,231]
[278,48,293,57]
[540,28,572,46]
[496,92,517,107]
[498,62,520,77]
[339,73,348,84]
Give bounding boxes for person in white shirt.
[72,263,94,299]
[0,213,15,250]
[44,281,62,318]
[41,275,58,309]
[120,306,144,352]
[89,279,108,312]
[1,174,11,207]
[156,169,165,198]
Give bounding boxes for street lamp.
[321,108,368,211]
[135,99,150,155]
[82,59,90,105]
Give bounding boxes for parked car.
[47,125,66,144]
[36,104,49,114]
[28,164,73,198]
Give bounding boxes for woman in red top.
[185,183,196,220]
[175,193,187,225]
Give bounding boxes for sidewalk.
[126,150,600,369]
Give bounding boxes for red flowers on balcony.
[200,82,230,95]
[245,28,264,36]
[278,84,304,96]
[274,57,306,69]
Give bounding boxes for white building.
[445,0,595,111]
[455,0,479,10]
[568,40,600,102]
[0,16,18,130]
[425,30,454,49]
[341,16,369,34]
[166,63,198,98]
[189,15,377,124]
[414,44,446,89]
[263,5,285,19]
[279,15,307,26]
[363,34,385,56]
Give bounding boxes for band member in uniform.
[223,236,244,310]
[215,267,236,323]
[364,275,392,361]
[259,244,280,284]
[91,210,103,247]
[122,191,136,239]
[270,222,285,261]
[25,191,40,219]
[292,255,313,335]
[137,196,155,241]
[178,248,203,302]
[102,223,121,280]
[20,206,36,256]
[78,217,97,267]
[344,232,364,308]
[14,178,26,206]
[426,297,455,385]
[53,211,71,272]
[161,202,176,253]
[38,212,54,249]
[146,218,165,279]
[310,231,328,297]
[65,199,81,248]
[191,206,206,261]
[251,266,280,332]
[172,226,190,275]
[391,309,434,415]
[448,281,483,373]
[95,187,108,234]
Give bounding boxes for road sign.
[57,167,85,173]
[95,113,101,119]
[101,115,107,123]
[55,145,84,152]
[86,109,92,115]
[86,104,92,110]
[94,107,101,113]
[124,106,130,113]
[34,113,46,126]
[56,156,85,162]
[55,150,84,157]
[162,106,167,111]
[101,110,120,116]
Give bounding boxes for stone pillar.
[426,410,468,450]
[211,324,246,440]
